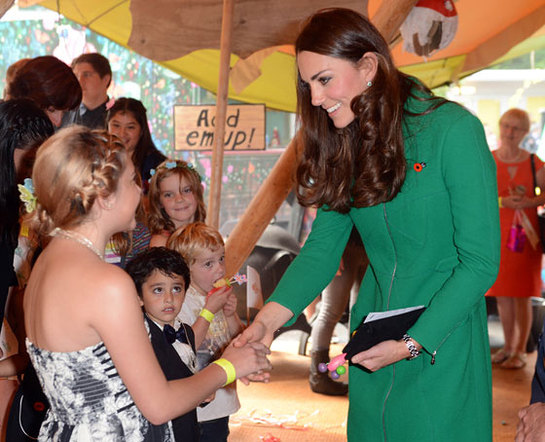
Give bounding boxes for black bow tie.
[163,324,188,345]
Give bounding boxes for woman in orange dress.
[487,108,545,369]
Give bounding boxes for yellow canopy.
[24,0,545,112]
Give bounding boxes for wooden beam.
[0,0,14,18]
[207,0,235,228]
[224,2,417,275]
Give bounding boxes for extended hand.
[221,340,272,384]
[234,320,274,348]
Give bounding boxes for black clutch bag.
[343,306,426,359]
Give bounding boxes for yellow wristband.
[498,197,503,208]
[200,308,215,323]
[212,358,236,386]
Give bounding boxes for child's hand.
[223,292,237,317]
[220,341,271,383]
[199,392,216,407]
[204,286,231,314]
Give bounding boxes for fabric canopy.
[19,0,545,112]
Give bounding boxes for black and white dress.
[27,339,173,441]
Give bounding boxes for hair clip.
[151,161,202,182]
[18,178,37,213]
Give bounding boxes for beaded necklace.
[50,228,104,260]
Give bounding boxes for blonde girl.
[148,160,206,247]
[23,126,270,440]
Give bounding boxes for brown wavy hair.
[295,8,443,212]
[31,127,126,237]
[9,55,82,112]
[147,160,206,234]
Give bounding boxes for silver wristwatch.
[403,333,420,360]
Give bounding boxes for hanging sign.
[174,104,266,151]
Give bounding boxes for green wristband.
[200,308,215,323]
[212,358,236,386]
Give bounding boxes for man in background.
[61,52,111,129]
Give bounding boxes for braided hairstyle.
[31,126,126,236]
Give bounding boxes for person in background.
[148,160,207,248]
[61,52,112,129]
[487,108,545,370]
[308,228,367,396]
[167,222,243,442]
[104,179,151,269]
[8,55,81,127]
[237,8,499,441]
[0,99,54,440]
[0,99,54,335]
[23,126,270,439]
[3,58,31,100]
[107,97,166,193]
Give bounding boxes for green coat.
[268,98,500,441]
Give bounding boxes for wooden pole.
[207,0,235,229]
[224,2,418,275]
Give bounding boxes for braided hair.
[32,126,126,236]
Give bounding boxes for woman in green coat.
[237,8,500,441]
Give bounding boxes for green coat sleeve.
[266,207,353,326]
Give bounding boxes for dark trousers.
[199,416,230,442]
[531,319,545,403]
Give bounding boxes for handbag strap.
[530,153,539,196]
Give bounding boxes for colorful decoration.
[400,0,458,57]
[208,273,247,298]
[18,178,36,213]
[318,353,348,380]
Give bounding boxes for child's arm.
[191,286,231,348]
[223,291,244,337]
[93,266,271,425]
[0,287,29,377]
[149,233,168,248]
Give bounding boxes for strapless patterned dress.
[26,339,173,441]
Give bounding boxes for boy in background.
[167,222,243,442]
[61,52,112,129]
